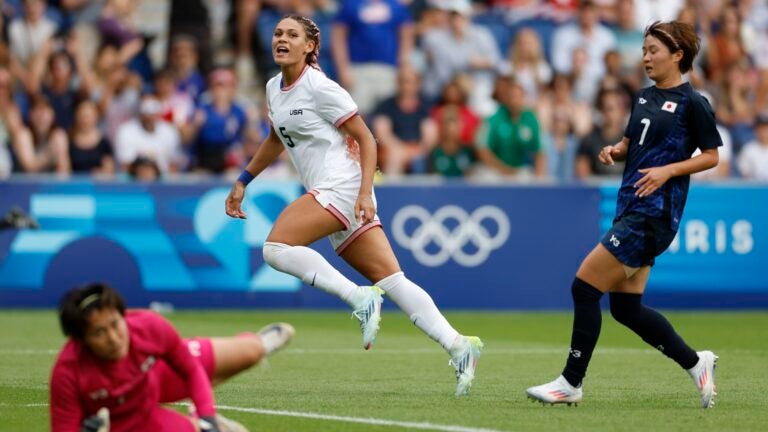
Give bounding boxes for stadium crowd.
[0,0,767,182]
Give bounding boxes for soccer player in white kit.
[224,14,483,396]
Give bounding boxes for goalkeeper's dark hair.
[283,14,322,70]
[644,20,700,74]
[59,282,126,340]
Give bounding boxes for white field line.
[0,403,507,432]
[0,347,661,356]
[213,404,507,432]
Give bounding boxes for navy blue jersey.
[618,83,722,230]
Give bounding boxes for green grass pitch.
[1,310,767,431]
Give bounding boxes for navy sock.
[561,277,604,388]
[609,293,699,370]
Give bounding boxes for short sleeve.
[314,75,358,127]
[688,94,722,151]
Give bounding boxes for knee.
[609,292,642,325]
[571,277,603,303]
[262,242,289,268]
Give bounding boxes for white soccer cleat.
[687,350,718,408]
[351,286,384,350]
[449,336,484,396]
[526,375,583,406]
[257,322,295,356]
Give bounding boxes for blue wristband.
[237,170,255,186]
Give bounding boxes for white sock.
[263,242,366,307]
[375,271,460,352]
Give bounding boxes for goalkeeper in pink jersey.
[49,283,294,432]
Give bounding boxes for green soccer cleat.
[449,336,484,396]
[352,286,384,350]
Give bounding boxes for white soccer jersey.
[266,66,360,191]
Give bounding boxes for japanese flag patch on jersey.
[662,101,678,113]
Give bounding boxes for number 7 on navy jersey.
[639,118,651,146]
[279,126,296,147]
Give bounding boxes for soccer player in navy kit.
[526,21,721,408]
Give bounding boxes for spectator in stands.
[737,114,768,181]
[167,0,212,74]
[421,0,501,116]
[185,68,255,174]
[168,34,206,102]
[430,76,479,148]
[372,65,437,175]
[153,68,194,130]
[536,73,592,138]
[97,0,149,83]
[575,88,627,179]
[28,35,95,130]
[707,6,747,85]
[95,46,143,144]
[570,46,599,104]
[0,67,24,178]
[598,49,636,100]
[114,94,182,175]
[12,95,69,174]
[551,0,616,90]
[7,0,57,66]
[716,62,756,151]
[331,0,414,116]
[68,98,114,176]
[611,0,644,82]
[429,105,475,178]
[128,155,161,181]
[475,76,545,179]
[504,27,552,105]
[544,107,578,182]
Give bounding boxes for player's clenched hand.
[598,145,621,165]
[355,193,375,225]
[225,182,247,219]
[634,166,671,197]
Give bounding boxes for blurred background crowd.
[0,0,767,183]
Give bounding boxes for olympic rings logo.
[391,205,510,267]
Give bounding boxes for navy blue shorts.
[600,212,677,268]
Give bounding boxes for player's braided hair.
[284,14,322,70]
